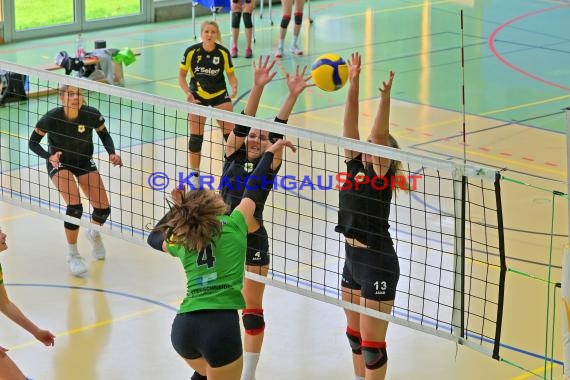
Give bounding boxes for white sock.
[277,39,284,49]
[355,376,365,380]
[68,243,79,256]
[291,35,299,47]
[241,352,260,380]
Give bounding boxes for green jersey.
[0,263,3,285]
[166,209,247,313]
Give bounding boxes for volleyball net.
[1,61,506,359]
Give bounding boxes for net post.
[452,167,466,338]
[563,106,570,380]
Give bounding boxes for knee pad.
[223,132,230,142]
[362,341,388,370]
[280,15,291,29]
[243,12,253,29]
[232,11,242,28]
[294,12,303,25]
[65,204,83,230]
[242,309,265,335]
[346,327,362,354]
[92,207,111,225]
[188,134,204,153]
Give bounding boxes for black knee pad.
[243,12,253,29]
[346,328,362,354]
[65,204,83,230]
[362,343,388,370]
[188,134,204,153]
[223,133,230,142]
[92,207,111,225]
[191,371,207,380]
[280,15,291,29]
[294,12,303,25]
[232,11,242,28]
[242,309,265,335]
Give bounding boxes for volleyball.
[310,53,349,92]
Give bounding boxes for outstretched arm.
[343,52,362,160]
[270,64,313,170]
[0,286,55,347]
[370,71,395,177]
[225,56,277,158]
[236,139,296,231]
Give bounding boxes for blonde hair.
[201,20,222,43]
[153,190,228,252]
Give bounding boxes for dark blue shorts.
[171,309,242,367]
[192,91,231,107]
[47,158,97,178]
[341,242,400,302]
[246,226,269,266]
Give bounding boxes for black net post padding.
[493,171,506,360]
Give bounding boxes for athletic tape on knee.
[232,11,242,28]
[65,204,83,230]
[242,308,265,335]
[361,341,387,370]
[243,12,253,28]
[294,12,303,25]
[188,134,204,153]
[346,327,362,354]
[92,207,111,225]
[280,14,291,29]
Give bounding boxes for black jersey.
[180,42,235,100]
[335,155,394,247]
[221,146,279,224]
[35,106,105,164]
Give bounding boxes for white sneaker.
[85,228,106,260]
[189,173,200,190]
[275,47,284,59]
[289,45,303,56]
[67,254,87,277]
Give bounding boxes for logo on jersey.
[213,56,220,65]
[78,125,86,133]
[194,66,221,76]
[244,162,254,173]
[197,55,203,63]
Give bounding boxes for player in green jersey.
[147,139,296,380]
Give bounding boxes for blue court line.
[5,282,178,312]
[268,270,563,366]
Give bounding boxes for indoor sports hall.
[0,0,568,379]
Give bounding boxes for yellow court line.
[7,299,180,352]
[0,211,37,223]
[510,364,552,380]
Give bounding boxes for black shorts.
[171,309,242,367]
[341,242,400,302]
[47,159,98,179]
[246,226,269,266]
[192,91,231,107]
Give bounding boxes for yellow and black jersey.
[180,42,235,100]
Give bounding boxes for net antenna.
[451,9,468,340]
[563,106,570,379]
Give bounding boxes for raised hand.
[284,64,315,97]
[267,138,296,154]
[253,56,277,87]
[380,71,395,97]
[347,52,361,83]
